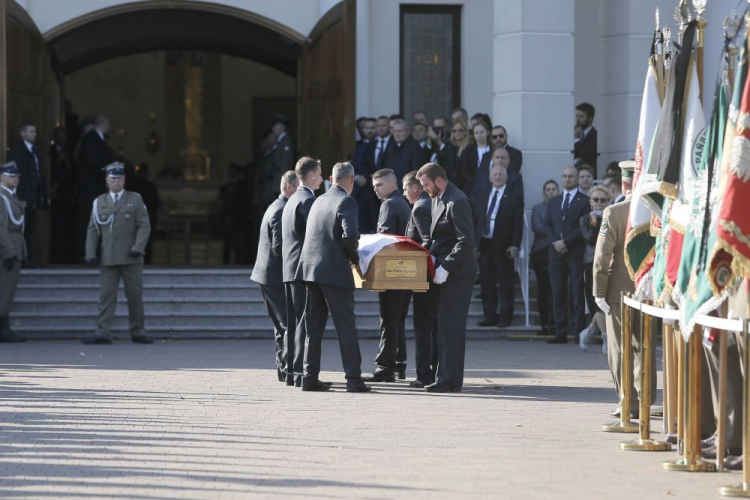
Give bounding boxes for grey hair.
[332,162,355,181]
[280,170,298,192]
[391,118,408,129]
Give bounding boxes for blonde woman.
[449,119,470,186]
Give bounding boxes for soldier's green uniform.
[83,163,151,344]
[0,162,27,342]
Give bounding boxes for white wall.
[360,0,494,118]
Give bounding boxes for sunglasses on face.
[452,128,464,133]
[591,197,607,203]
[491,134,505,139]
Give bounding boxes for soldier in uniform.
[592,161,654,417]
[251,170,298,382]
[82,162,152,345]
[0,162,27,343]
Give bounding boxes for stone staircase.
[11,268,541,340]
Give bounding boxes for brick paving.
[0,339,736,499]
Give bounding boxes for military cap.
[271,114,290,127]
[0,161,19,176]
[618,160,635,179]
[103,162,125,178]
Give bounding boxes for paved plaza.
[0,339,738,499]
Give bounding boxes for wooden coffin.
[353,242,430,291]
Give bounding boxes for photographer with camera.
[427,116,456,182]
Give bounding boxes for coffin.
[353,242,429,291]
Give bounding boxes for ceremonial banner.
[674,65,732,333]
[711,39,750,296]
[625,57,661,299]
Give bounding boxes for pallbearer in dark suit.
[296,162,370,393]
[402,170,438,387]
[474,165,524,328]
[544,166,591,344]
[365,169,413,383]
[7,122,48,260]
[251,171,298,382]
[417,163,478,393]
[281,157,323,387]
[0,162,27,342]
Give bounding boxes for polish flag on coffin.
[357,233,435,277]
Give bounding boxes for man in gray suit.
[296,162,370,393]
[365,168,412,382]
[403,170,437,387]
[251,171,298,382]
[417,163,478,393]
[281,157,323,386]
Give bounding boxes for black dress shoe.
[131,335,153,344]
[286,373,295,386]
[425,382,461,393]
[496,320,511,328]
[364,369,395,383]
[294,375,303,387]
[81,336,112,345]
[0,331,26,343]
[702,444,717,459]
[409,379,427,388]
[724,454,743,471]
[477,319,498,327]
[277,368,286,383]
[346,380,371,392]
[302,378,331,392]
[547,336,568,344]
[702,434,716,447]
[396,365,406,380]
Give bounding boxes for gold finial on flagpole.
[693,0,708,104]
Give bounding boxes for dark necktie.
[115,193,120,204]
[376,139,383,164]
[562,192,571,218]
[484,190,499,236]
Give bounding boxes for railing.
[514,209,532,327]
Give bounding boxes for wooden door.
[2,0,56,264]
[299,0,356,178]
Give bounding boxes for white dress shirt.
[1,185,16,196]
[110,191,123,204]
[484,184,506,237]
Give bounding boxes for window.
[400,5,461,123]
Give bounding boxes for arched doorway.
[2,0,355,266]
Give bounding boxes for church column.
[493,0,575,205]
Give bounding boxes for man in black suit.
[75,114,114,260]
[281,157,323,386]
[365,169,413,383]
[403,170,438,387]
[269,115,295,201]
[491,125,523,174]
[574,103,597,171]
[471,145,523,202]
[296,162,370,393]
[474,165,524,328]
[361,116,394,232]
[251,171,298,382]
[352,117,377,233]
[411,123,432,164]
[417,163,478,393]
[382,119,424,185]
[7,121,48,258]
[544,165,591,344]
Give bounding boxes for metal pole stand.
[603,292,639,433]
[664,322,678,438]
[621,301,671,451]
[663,325,717,472]
[720,319,750,496]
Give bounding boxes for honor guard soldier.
[82,162,152,345]
[0,162,27,342]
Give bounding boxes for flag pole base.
[602,421,639,433]
[620,438,672,451]
[662,457,717,472]
[719,484,750,497]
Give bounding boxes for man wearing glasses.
[490,125,523,174]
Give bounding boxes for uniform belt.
[7,227,22,233]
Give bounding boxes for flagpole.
[694,0,707,103]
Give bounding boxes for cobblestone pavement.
[0,339,736,499]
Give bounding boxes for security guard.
[0,161,27,343]
[83,162,152,344]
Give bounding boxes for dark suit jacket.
[281,186,316,283]
[351,139,371,199]
[406,191,432,246]
[363,135,395,177]
[77,129,113,194]
[382,137,424,184]
[544,189,591,259]
[251,194,287,287]
[431,143,457,183]
[428,182,478,281]
[50,144,75,202]
[574,127,598,170]
[506,145,523,173]
[295,184,360,289]
[270,134,295,197]
[8,141,47,209]
[457,146,491,195]
[377,190,411,235]
[474,185,524,253]
[470,165,524,203]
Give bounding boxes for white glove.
[595,297,610,315]
[433,266,449,284]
